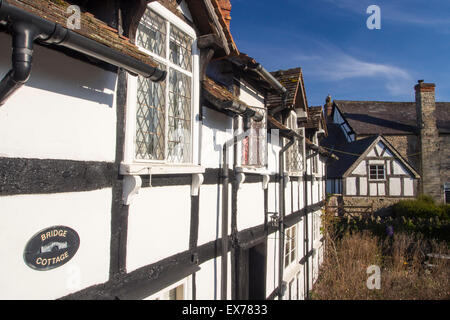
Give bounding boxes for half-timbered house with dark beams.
[322,80,450,208]
[0,0,336,300]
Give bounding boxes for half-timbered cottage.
[0,0,334,300]
[322,80,450,207]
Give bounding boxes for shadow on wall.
[0,33,116,107]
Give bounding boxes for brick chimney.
[325,94,333,122]
[218,0,232,29]
[415,80,441,201]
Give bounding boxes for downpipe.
[303,156,310,299]
[221,115,260,300]
[0,21,37,106]
[0,0,166,106]
[277,136,296,300]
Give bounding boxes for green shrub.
[392,196,450,221]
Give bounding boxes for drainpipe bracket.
[284,173,290,188]
[262,174,270,190]
[122,175,142,205]
[236,172,245,190]
[191,173,204,196]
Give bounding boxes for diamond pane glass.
[242,109,267,166]
[167,68,192,163]
[170,24,193,71]
[135,64,166,160]
[137,9,166,58]
[288,131,304,173]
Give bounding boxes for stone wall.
[327,195,413,217]
[439,134,450,202]
[415,82,442,203]
[384,135,420,173]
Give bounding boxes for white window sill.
[286,171,305,177]
[236,166,271,175]
[120,162,205,176]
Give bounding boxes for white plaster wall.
[367,148,377,157]
[370,183,377,196]
[389,177,402,196]
[404,178,414,196]
[237,183,265,231]
[292,181,299,213]
[306,181,312,205]
[0,189,111,299]
[201,107,234,169]
[0,33,117,162]
[126,186,191,272]
[346,177,357,195]
[314,180,320,203]
[375,142,384,156]
[267,182,279,214]
[307,212,313,291]
[298,180,305,209]
[196,253,231,300]
[266,230,279,298]
[378,183,385,196]
[197,184,232,246]
[238,81,265,108]
[285,181,292,215]
[360,177,367,196]
[352,161,366,175]
[369,159,385,165]
[393,160,408,175]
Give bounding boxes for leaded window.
[286,112,305,173]
[284,225,297,268]
[242,108,267,167]
[135,7,194,163]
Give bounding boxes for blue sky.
[229,0,450,107]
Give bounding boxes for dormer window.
[126,3,199,166]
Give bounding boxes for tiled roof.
[334,100,450,135]
[202,76,249,108]
[325,136,378,178]
[6,0,158,68]
[303,106,324,131]
[267,68,306,110]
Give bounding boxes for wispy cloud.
[291,42,413,96]
[321,0,450,28]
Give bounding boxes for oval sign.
[23,226,80,271]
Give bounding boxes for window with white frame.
[133,4,196,164]
[242,109,267,167]
[311,133,319,174]
[286,111,305,174]
[369,164,385,180]
[445,183,450,204]
[284,225,297,268]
